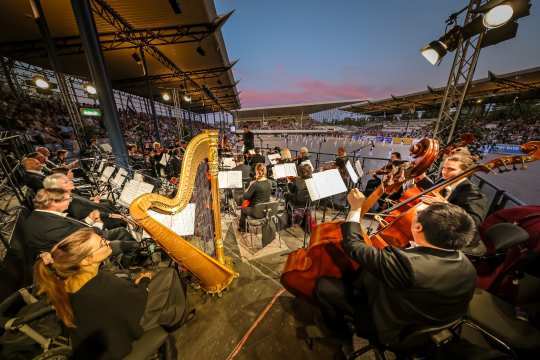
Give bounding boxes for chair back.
[390,318,461,353]
[252,201,280,219]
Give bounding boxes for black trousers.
[315,275,377,339]
[239,206,262,230]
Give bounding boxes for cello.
[280,138,440,300]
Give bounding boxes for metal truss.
[0,12,233,60]
[113,62,238,87]
[89,0,231,112]
[432,0,486,146]
[487,71,540,92]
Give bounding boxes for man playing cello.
[315,189,477,347]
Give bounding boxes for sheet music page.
[218,171,243,188]
[118,180,154,208]
[111,168,128,187]
[285,163,298,177]
[301,159,314,171]
[159,153,170,166]
[97,159,106,173]
[147,203,196,236]
[221,157,236,169]
[305,169,347,201]
[272,164,287,179]
[100,166,115,182]
[267,153,281,165]
[248,149,255,155]
[345,161,359,184]
[354,160,364,178]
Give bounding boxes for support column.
[71,0,128,168]
[139,48,161,143]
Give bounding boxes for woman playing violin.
[239,163,272,231]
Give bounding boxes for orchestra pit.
[0,0,539,359]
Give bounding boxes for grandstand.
[0,1,539,360]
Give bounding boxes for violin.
[373,141,540,247]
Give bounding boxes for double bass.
[280,138,440,300]
[280,141,540,301]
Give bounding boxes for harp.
[129,130,237,294]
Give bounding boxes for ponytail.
[33,227,98,328]
[34,259,75,327]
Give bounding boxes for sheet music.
[159,153,170,166]
[354,160,364,178]
[97,159,106,173]
[221,157,236,169]
[305,169,347,201]
[267,153,282,165]
[111,168,128,188]
[273,163,298,179]
[218,171,243,188]
[147,203,196,236]
[301,159,314,171]
[100,166,115,182]
[345,161,359,184]
[248,149,255,155]
[118,180,154,208]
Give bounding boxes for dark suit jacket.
[23,171,45,193]
[341,222,476,345]
[23,211,88,261]
[286,178,310,206]
[447,179,487,227]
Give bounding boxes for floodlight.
[483,4,514,28]
[183,95,192,102]
[421,41,447,66]
[162,92,171,101]
[33,75,50,89]
[84,83,97,95]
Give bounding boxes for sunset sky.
[215,0,540,108]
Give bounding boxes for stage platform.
[173,210,377,360]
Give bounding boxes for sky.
[215,0,540,109]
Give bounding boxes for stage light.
[33,75,49,89]
[183,95,192,102]
[421,41,447,66]
[483,4,514,28]
[162,92,171,101]
[476,99,483,103]
[84,83,97,95]
[131,52,142,65]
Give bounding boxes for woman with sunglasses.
[34,228,186,359]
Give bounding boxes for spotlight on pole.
[32,75,50,89]
[162,92,171,101]
[479,0,531,29]
[420,26,461,66]
[183,94,192,102]
[84,83,97,95]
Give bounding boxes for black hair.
[391,152,401,160]
[416,202,475,250]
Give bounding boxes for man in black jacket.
[315,189,477,346]
[242,125,255,154]
[21,157,46,193]
[24,189,138,262]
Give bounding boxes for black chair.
[347,319,462,359]
[246,201,281,248]
[483,223,530,256]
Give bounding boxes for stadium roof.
[0,0,240,112]
[341,67,540,115]
[232,99,365,121]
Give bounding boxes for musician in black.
[242,125,255,154]
[249,148,266,168]
[296,147,311,166]
[21,156,46,193]
[239,163,272,231]
[335,147,350,183]
[315,189,477,347]
[284,164,312,208]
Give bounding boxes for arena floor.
[175,211,356,360]
[258,135,540,204]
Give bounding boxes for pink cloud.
[240,78,395,108]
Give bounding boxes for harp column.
[207,130,226,264]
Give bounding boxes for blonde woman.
[280,148,293,163]
[34,228,186,359]
[239,163,272,231]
